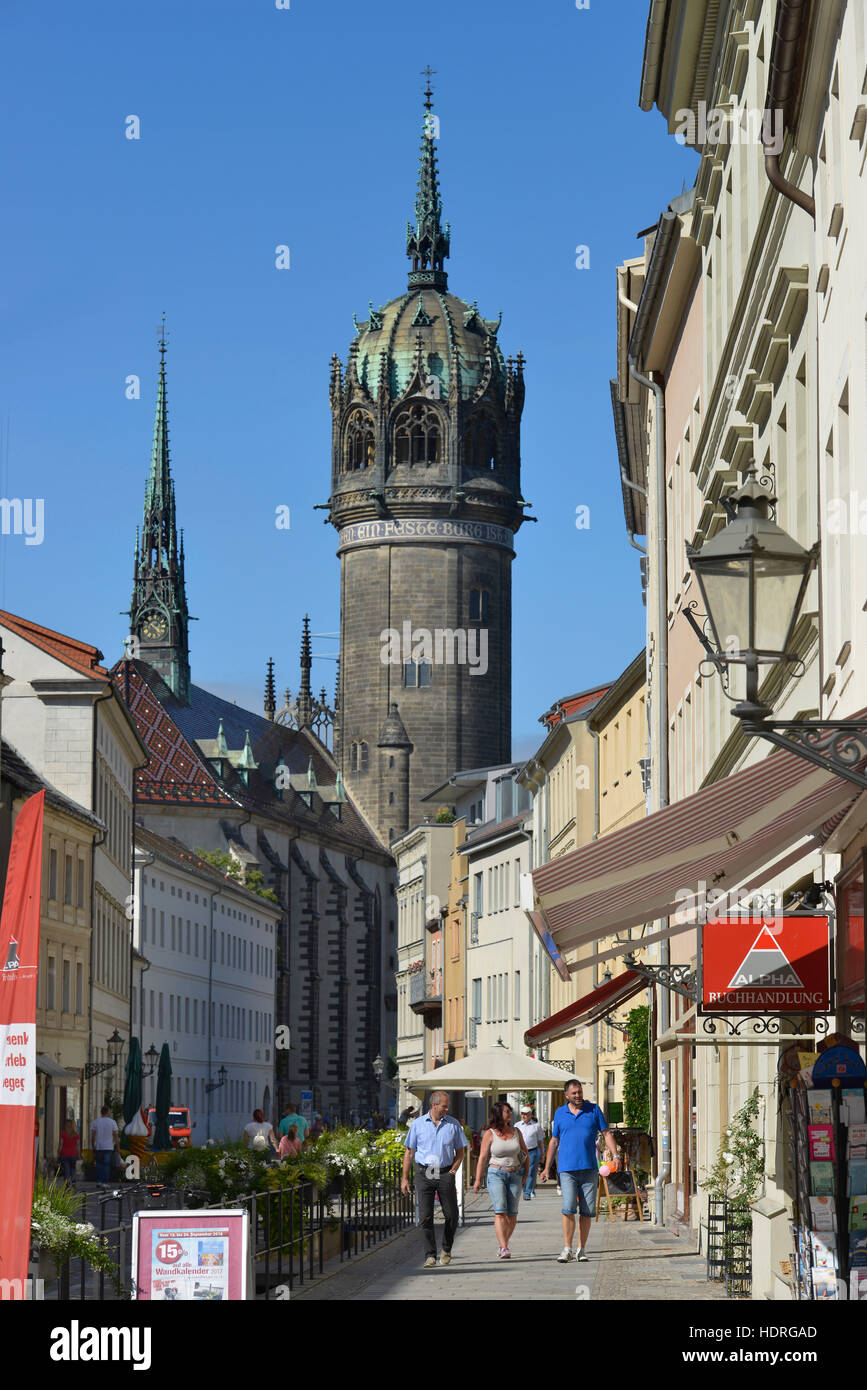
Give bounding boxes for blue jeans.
[523,1147,541,1197]
[94,1149,113,1183]
[486,1167,522,1215]
[559,1169,598,1218]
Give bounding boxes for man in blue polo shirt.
[401,1090,466,1268]
[540,1078,620,1262]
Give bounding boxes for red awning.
[529,743,861,954]
[524,970,647,1047]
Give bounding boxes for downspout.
[132,849,155,1044]
[627,349,670,1222]
[763,0,816,218]
[86,684,114,1123]
[206,885,223,1143]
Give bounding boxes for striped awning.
[530,747,861,954]
[525,970,647,1047]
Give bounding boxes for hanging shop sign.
[701,914,831,1013]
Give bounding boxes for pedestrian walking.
[473,1102,529,1259]
[309,1112,325,1142]
[540,1078,620,1263]
[515,1103,546,1200]
[401,1090,466,1269]
[242,1108,278,1152]
[90,1105,119,1184]
[277,1124,302,1159]
[57,1117,80,1185]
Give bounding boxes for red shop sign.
[701,914,831,1013]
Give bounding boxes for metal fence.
[33,1159,414,1301]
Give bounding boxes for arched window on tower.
[344,410,375,471]
[463,414,498,470]
[393,404,441,466]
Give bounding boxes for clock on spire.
[127,318,192,704]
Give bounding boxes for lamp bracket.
[740,718,867,791]
[622,954,698,1001]
[83,1061,116,1078]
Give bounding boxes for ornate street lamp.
[205,1064,228,1095]
[686,466,867,789]
[84,1028,124,1079]
[142,1044,160,1078]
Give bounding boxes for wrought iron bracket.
[83,1060,117,1079]
[699,1014,831,1039]
[740,718,867,791]
[622,953,698,1002]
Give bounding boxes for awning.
[524,970,647,1048]
[36,1055,80,1082]
[530,748,860,953]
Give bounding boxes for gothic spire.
[264,657,276,720]
[128,316,192,705]
[406,70,450,291]
[297,615,313,727]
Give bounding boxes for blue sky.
[0,0,695,759]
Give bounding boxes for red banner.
[702,913,831,1012]
[0,790,44,1298]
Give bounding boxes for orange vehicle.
[146,1106,193,1147]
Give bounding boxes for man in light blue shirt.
[401,1091,466,1268]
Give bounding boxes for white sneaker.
[556,1246,573,1263]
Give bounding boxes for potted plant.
[30,1178,122,1292]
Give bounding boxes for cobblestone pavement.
[290,1185,732,1302]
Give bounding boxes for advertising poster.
[0,790,44,1298]
[702,914,831,1012]
[132,1211,248,1301]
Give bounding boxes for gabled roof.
[0,609,108,680]
[539,685,611,730]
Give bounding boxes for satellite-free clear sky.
[0,0,696,759]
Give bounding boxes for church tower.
[328,81,527,844]
[128,322,192,704]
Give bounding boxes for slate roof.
[112,660,390,861]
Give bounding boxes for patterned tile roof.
[111,662,237,808]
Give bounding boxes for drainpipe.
[86,685,115,1123]
[206,885,224,1143]
[627,349,670,1222]
[763,0,816,219]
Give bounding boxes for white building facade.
[132,829,280,1142]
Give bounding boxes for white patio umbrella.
[407,1048,573,1097]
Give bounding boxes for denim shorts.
[486,1166,522,1215]
[559,1168,598,1218]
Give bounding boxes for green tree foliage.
[194,848,279,903]
[434,807,455,823]
[622,1004,650,1129]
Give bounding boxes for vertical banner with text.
[0,790,44,1297]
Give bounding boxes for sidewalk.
[290,1185,731,1301]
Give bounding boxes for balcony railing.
[409,969,443,1015]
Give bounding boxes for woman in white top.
[242,1108,277,1152]
[473,1102,529,1259]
